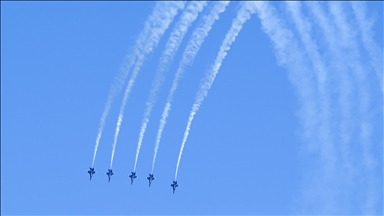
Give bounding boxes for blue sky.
[1,1,383,215]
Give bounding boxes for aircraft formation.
[88,2,250,195]
[87,167,178,193]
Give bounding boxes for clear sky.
[1,1,383,215]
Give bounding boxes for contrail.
[152,1,230,174]
[351,2,384,213]
[132,1,208,172]
[286,1,333,161]
[286,2,338,211]
[255,1,318,154]
[91,2,168,168]
[351,2,383,92]
[309,1,353,164]
[254,2,332,212]
[349,6,384,211]
[308,2,368,214]
[288,2,362,213]
[329,2,378,214]
[174,1,258,180]
[109,1,186,169]
[283,1,381,214]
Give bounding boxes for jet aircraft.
[171,181,179,194]
[87,167,95,180]
[147,174,155,187]
[129,172,137,185]
[106,169,114,182]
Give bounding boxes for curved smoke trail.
[152,1,230,174]
[174,2,257,180]
[350,3,383,212]
[256,1,382,214]
[329,2,377,214]
[351,2,383,92]
[133,1,208,172]
[91,2,165,168]
[109,2,186,169]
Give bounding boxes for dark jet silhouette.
[88,167,95,181]
[147,174,155,187]
[106,169,114,182]
[129,172,137,185]
[171,181,179,194]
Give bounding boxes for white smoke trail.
[287,2,354,213]
[255,1,319,154]
[174,2,258,180]
[329,2,378,214]
[351,2,383,92]
[349,6,384,211]
[308,2,373,213]
[92,2,168,168]
[254,2,330,211]
[281,1,380,213]
[109,1,186,169]
[133,1,208,172]
[286,1,333,161]
[298,3,356,213]
[152,1,230,174]
[350,8,383,211]
[285,3,340,210]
